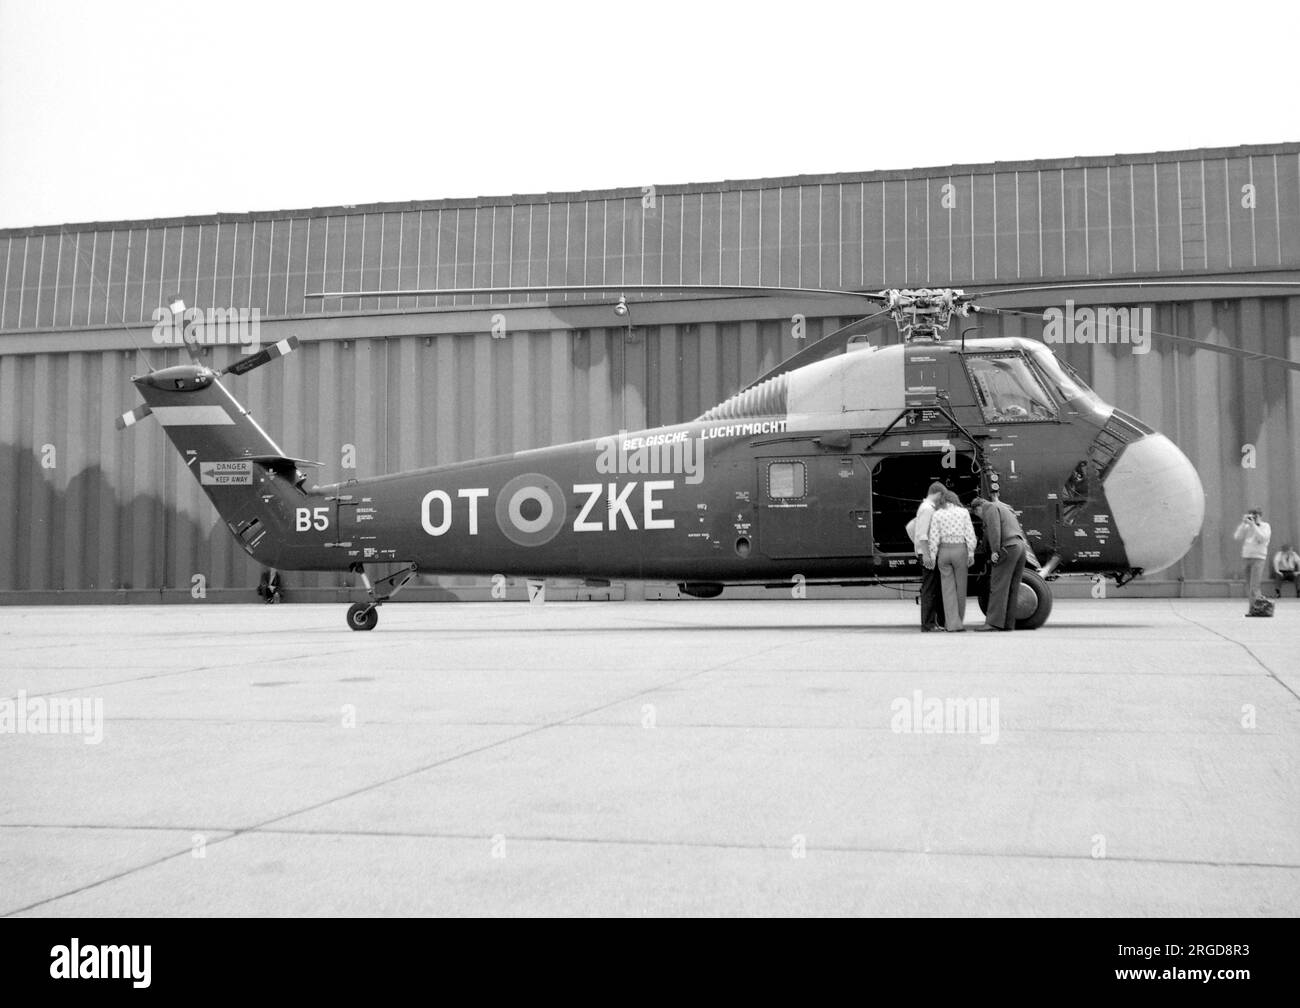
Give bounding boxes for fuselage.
[214,336,1204,585]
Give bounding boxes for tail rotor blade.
[116,403,153,430]
[220,336,301,377]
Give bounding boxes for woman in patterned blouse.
[927,489,978,632]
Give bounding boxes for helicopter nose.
[1103,433,1205,575]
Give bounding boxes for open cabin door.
[755,454,873,559]
[869,451,983,556]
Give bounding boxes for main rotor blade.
[219,336,301,377]
[977,305,1300,372]
[977,279,1300,299]
[739,308,895,392]
[306,283,888,303]
[307,279,1300,305]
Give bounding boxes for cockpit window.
[963,353,1058,423]
[1023,342,1106,411]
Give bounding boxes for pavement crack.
[2,663,722,915]
[1169,601,1300,705]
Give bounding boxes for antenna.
[57,229,160,372]
[54,228,159,374]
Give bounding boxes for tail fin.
[130,363,285,462]
[123,359,322,566]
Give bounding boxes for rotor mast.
[882,288,973,342]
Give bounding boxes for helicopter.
[117,279,1300,630]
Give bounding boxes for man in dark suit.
[969,496,1028,632]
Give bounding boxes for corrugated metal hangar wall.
[1,142,1298,600]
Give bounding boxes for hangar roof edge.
[4,141,1297,237]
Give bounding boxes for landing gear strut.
[346,562,417,631]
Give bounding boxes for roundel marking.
[495,473,566,547]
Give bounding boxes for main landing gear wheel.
[1013,569,1053,630]
[347,603,378,631]
[974,568,1053,629]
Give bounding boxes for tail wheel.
[973,569,1053,629]
[347,603,378,631]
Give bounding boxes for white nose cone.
[1103,434,1205,574]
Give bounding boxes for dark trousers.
[257,569,282,603]
[1278,571,1299,597]
[920,562,945,628]
[986,540,1028,630]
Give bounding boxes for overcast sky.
[1,0,1296,229]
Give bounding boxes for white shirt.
[1234,520,1271,560]
[908,499,936,555]
[927,505,977,564]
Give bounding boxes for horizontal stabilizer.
[249,454,325,468]
[249,454,325,479]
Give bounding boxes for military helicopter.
[117,279,1300,630]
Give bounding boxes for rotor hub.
[882,288,972,341]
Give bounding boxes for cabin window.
[963,353,1058,423]
[768,461,806,500]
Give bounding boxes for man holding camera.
[1233,508,1272,609]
